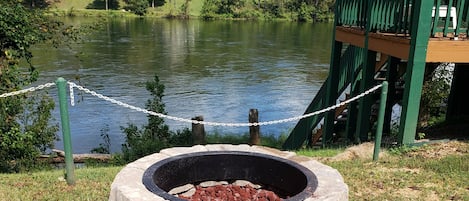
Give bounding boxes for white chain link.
[68,81,383,127]
[69,83,75,106]
[0,82,56,98]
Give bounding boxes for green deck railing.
[336,0,468,38]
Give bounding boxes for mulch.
[178,184,282,201]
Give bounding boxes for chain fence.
[0,82,56,98]
[0,80,383,127]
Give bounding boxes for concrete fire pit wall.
[109,144,348,201]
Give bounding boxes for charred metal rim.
[142,151,318,201]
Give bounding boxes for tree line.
[199,0,335,22]
[56,0,336,21]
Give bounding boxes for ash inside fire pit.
[142,151,318,201]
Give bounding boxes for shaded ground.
[423,122,469,141]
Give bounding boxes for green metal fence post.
[373,81,388,161]
[56,77,76,185]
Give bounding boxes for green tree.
[149,0,165,8]
[200,0,334,21]
[0,0,81,172]
[86,0,120,10]
[201,0,246,19]
[179,0,191,18]
[22,0,60,8]
[124,0,149,16]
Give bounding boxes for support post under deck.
[398,0,433,144]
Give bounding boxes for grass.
[53,0,95,10]
[321,141,469,201]
[296,147,345,158]
[325,154,469,200]
[50,0,204,18]
[0,141,467,200]
[0,166,122,201]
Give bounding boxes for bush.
[419,63,453,129]
[119,75,193,162]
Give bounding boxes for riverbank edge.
[46,8,301,22]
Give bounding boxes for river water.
[30,17,333,153]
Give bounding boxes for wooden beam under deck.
[335,27,410,60]
[427,40,469,63]
[336,26,469,63]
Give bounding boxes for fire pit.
[109,144,348,201]
[143,151,316,200]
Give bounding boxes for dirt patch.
[319,140,468,162]
[403,140,468,159]
[324,142,388,162]
[377,166,421,174]
[396,187,439,201]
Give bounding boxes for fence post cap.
[56,77,66,83]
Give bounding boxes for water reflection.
[31,18,332,153]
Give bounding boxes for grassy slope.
[53,0,95,10]
[0,141,467,200]
[52,0,203,16]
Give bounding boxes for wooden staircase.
[307,54,392,147]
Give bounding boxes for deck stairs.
[306,54,392,148]
[283,45,408,150]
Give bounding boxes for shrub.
[119,75,193,162]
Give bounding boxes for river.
[30,17,333,153]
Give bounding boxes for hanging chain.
[0,82,56,98]
[68,81,383,127]
[0,80,383,127]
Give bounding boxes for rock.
[232,180,262,189]
[199,181,228,187]
[168,184,195,195]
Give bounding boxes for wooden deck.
[335,26,469,63]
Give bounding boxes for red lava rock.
[179,184,282,201]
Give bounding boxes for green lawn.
[52,0,204,17]
[326,152,469,200]
[53,0,96,10]
[0,166,122,201]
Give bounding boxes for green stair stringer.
[282,45,365,150]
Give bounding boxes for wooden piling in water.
[192,116,206,145]
[249,109,260,145]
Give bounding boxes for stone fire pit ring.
[143,151,317,200]
[109,144,348,201]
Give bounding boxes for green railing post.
[56,77,76,185]
[373,81,388,161]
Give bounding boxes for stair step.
[336,117,347,122]
[374,77,386,81]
